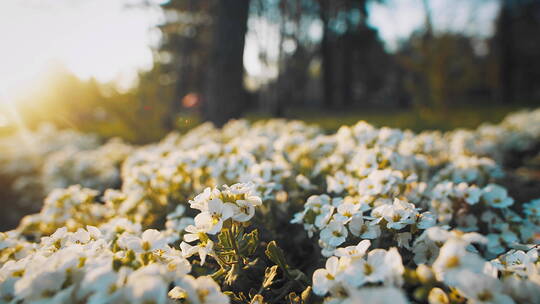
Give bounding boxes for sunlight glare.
[0,0,161,99]
[0,93,37,158]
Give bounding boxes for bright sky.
[0,0,162,98]
[368,0,500,51]
[0,0,500,99]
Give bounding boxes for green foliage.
[11,65,174,144]
[252,104,532,133]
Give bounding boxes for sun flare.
[0,0,158,99]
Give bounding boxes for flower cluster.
[0,224,228,304]
[16,185,108,237]
[292,194,436,256]
[312,240,405,296]
[0,125,128,227]
[315,227,540,304]
[180,183,262,265]
[2,108,540,303]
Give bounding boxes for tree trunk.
[203,0,250,127]
[497,3,514,103]
[319,0,334,109]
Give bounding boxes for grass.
[1,104,536,142]
[248,104,535,133]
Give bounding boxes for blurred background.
[0,0,540,142]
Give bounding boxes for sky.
[0,0,500,100]
[0,0,162,99]
[368,0,500,51]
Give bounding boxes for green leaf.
[288,292,302,304]
[243,229,259,256]
[262,265,279,289]
[250,294,267,304]
[301,286,311,302]
[225,263,241,286]
[265,241,289,276]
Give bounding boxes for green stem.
[210,268,226,280]
[227,225,242,266]
[270,281,295,303]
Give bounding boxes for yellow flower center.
[211,215,221,225]
[478,290,493,301]
[445,256,460,268]
[364,263,374,275]
[240,205,249,214]
[142,241,151,251]
[197,289,210,302]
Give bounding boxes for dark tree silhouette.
[203,0,251,126]
[491,0,540,104]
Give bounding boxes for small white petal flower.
[320,221,348,247]
[334,240,371,259]
[175,275,229,304]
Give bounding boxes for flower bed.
[2,109,540,303]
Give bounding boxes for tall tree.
[249,0,321,115]
[157,0,213,129]
[318,0,387,108]
[203,0,251,126]
[491,0,540,104]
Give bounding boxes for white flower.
[344,249,390,287]
[14,264,67,301]
[455,183,482,205]
[79,263,123,299]
[194,199,234,234]
[358,177,383,196]
[118,229,168,253]
[101,218,142,239]
[296,174,316,190]
[312,256,343,296]
[71,228,91,244]
[426,227,487,245]
[383,247,405,286]
[334,240,371,259]
[41,227,69,249]
[327,171,349,193]
[416,264,435,283]
[333,202,359,224]
[320,221,348,247]
[305,195,332,212]
[182,225,206,243]
[315,204,335,228]
[86,225,102,240]
[174,275,229,304]
[432,181,455,200]
[455,272,515,304]
[125,267,168,304]
[417,212,437,229]
[342,286,408,304]
[432,240,486,285]
[230,199,256,222]
[523,199,540,219]
[413,238,440,265]
[482,184,513,208]
[189,187,221,211]
[502,275,540,303]
[349,215,380,239]
[180,239,214,265]
[373,198,416,230]
[491,249,536,276]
